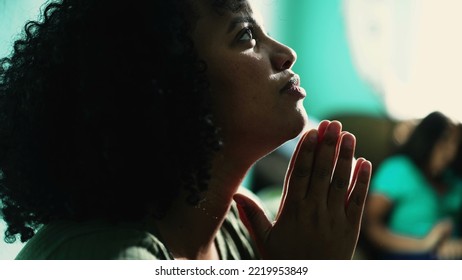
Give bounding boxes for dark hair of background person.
[0,0,247,243]
[449,123,462,177]
[395,111,455,180]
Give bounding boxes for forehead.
[188,0,264,36]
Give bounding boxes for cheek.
[208,70,268,141]
[209,80,259,131]
[210,58,259,91]
[208,60,262,112]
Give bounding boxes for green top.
[15,203,258,260]
[371,155,462,238]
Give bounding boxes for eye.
[238,27,254,42]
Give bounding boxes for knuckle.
[333,178,349,189]
[338,145,354,160]
[291,165,311,178]
[352,193,363,206]
[322,133,338,146]
[313,165,330,180]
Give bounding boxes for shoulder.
[371,155,421,197]
[378,155,414,171]
[236,186,268,211]
[15,220,172,260]
[215,186,260,260]
[374,155,419,181]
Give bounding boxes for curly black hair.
[0,0,247,243]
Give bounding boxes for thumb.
[233,193,272,246]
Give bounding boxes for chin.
[289,108,309,139]
[276,115,308,148]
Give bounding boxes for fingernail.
[308,131,318,143]
[324,122,341,141]
[361,160,372,173]
[342,133,355,149]
[327,122,341,134]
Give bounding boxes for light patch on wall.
[344,0,462,122]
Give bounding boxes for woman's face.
[190,1,308,159]
[430,125,460,175]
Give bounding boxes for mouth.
[280,74,306,98]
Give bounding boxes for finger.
[282,130,311,198]
[305,121,342,201]
[332,131,349,171]
[277,120,330,219]
[346,157,365,202]
[317,120,331,143]
[328,132,356,212]
[345,160,371,224]
[279,129,318,216]
[233,193,272,249]
[276,130,312,220]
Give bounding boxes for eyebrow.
[227,16,257,33]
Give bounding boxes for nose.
[271,39,297,71]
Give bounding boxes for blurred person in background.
[364,111,462,259]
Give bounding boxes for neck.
[153,152,253,260]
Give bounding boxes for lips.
[280,74,307,98]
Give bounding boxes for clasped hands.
[234,120,372,259]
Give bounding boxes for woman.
[0,0,372,259]
[364,111,462,259]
